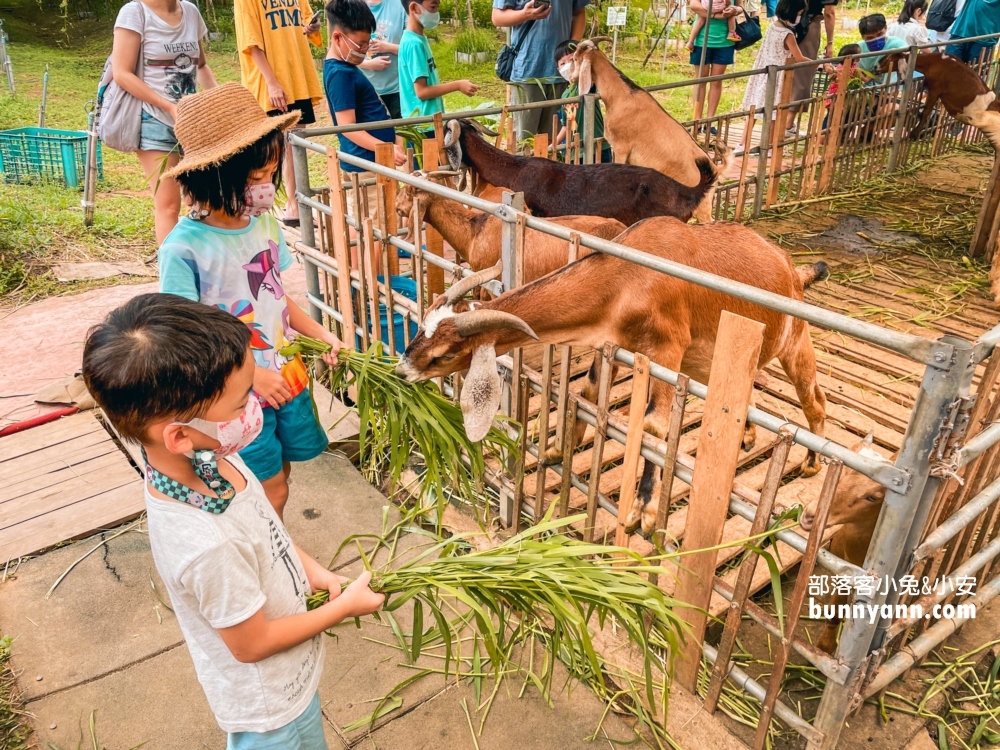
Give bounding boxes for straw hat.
[164,83,300,179]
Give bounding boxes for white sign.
[606,6,627,27]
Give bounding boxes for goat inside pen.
[286,83,1000,750]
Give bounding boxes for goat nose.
[801,511,814,531]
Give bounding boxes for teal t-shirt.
[362,0,407,95]
[398,30,443,119]
[951,0,1000,44]
[694,1,736,49]
[858,36,907,73]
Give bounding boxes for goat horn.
[468,119,499,137]
[453,309,538,340]
[589,35,613,45]
[444,260,504,304]
[444,119,462,147]
[424,169,462,178]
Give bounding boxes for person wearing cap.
[157,82,343,521]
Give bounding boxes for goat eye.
[865,494,881,503]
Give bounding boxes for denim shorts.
[226,692,328,750]
[139,109,178,153]
[690,45,735,67]
[238,388,329,481]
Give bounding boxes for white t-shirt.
[144,454,324,733]
[114,0,208,126]
[888,19,930,47]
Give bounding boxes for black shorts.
[268,98,316,126]
[380,91,401,121]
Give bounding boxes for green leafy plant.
[280,339,518,516]
[455,27,498,57]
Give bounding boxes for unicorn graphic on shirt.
[242,240,285,301]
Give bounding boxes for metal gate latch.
[929,395,977,483]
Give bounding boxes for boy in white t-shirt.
[82,293,383,750]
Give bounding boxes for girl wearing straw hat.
[158,83,344,520]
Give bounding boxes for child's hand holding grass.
[324,571,384,617]
[315,330,345,366]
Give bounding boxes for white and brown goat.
[571,39,730,224]
[800,432,891,654]
[396,217,829,537]
[395,173,627,280]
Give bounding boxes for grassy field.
[0,0,899,306]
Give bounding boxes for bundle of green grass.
[280,337,517,509]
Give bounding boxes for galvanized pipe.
[912,475,1000,561]
[865,570,1000,697]
[888,534,1000,639]
[702,643,824,744]
[956,422,1000,468]
[290,137,321,324]
[973,323,1000,363]
[302,148,944,369]
[614,349,909,491]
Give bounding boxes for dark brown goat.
[441,119,717,226]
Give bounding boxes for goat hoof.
[817,633,838,655]
[622,515,642,536]
[741,434,757,452]
[800,457,821,478]
[539,446,563,466]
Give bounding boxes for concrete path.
[0,452,654,750]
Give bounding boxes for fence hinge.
[929,395,977,482]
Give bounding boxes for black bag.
[793,12,812,43]
[496,19,536,82]
[733,14,762,51]
[926,0,957,32]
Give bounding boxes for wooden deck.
[0,412,144,561]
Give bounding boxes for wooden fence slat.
[819,58,853,193]
[535,345,555,516]
[420,138,446,300]
[374,143,399,276]
[704,427,794,713]
[326,152,356,347]
[675,311,765,692]
[649,373,689,585]
[752,459,842,750]
[585,343,616,543]
[614,353,651,550]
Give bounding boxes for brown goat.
[800,433,890,654]
[876,51,1000,150]
[395,176,626,278]
[572,39,730,224]
[396,217,828,537]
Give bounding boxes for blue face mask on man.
[866,34,887,52]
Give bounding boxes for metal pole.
[808,335,974,750]
[752,65,778,218]
[582,93,596,165]
[696,3,712,118]
[0,24,13,95]
[38,63,48,128]
[499,190,524,292]
[887,46,917,173]
[291,133,322,324]
[82,101,98,226]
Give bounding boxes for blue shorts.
[227,692,328,750]
[690,45,735,67]
[139,109,178,152]
[238,389,329,481]
[945,41,996,65]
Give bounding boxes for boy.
[857,13,907,76]
[324,0,408,175]
[359,0,408,119]
[81,293,384,748]
[398,0,478,123]
[235,0,324,227]
[553,40,613,163]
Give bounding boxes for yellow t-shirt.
[234,0,323,110]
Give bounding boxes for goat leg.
[778,326,827,477]
[540,355,615,465]
[623,378,678,537]
[909,91,940,140]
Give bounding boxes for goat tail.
[797,261,830,289]
[693,155,718,197]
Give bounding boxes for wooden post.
[819,58,853,194]
[733,106,755,222]
[421,137,446,300]
[971,155,1000,258]
[326,152,355,347]
[506,115,516,153]
[766,67,794,208]
[614,353,651,550]
[374,143,399,277]
[674,312,765,692]
[585,343,616,543]
[533,132,549,158]
[362,217,382,346]
[649,373,688,585]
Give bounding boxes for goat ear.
[460,344,502,443]
[457,168,468,192]
[444,137,463,173]
[579,58,593,99]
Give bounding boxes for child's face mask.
[417,5,440,29]
[175,397,264,458]
[865,33,887,52]
[337,33,369,64]
[243,182,276,217]
[558,61,573,81]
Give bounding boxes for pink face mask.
[244,182,277,217]
[177,398,264,458]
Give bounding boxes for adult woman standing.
[111,0,216,243]
[888,0,929,47]
[688,0,741,129]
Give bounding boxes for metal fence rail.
[287,35,1000,749]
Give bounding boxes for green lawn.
[0,0,899,305]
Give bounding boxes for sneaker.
[733,144,746,156]
[698,124,719,136]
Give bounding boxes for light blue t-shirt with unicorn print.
[158,213,310,403]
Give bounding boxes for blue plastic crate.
[0,127,103,188]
